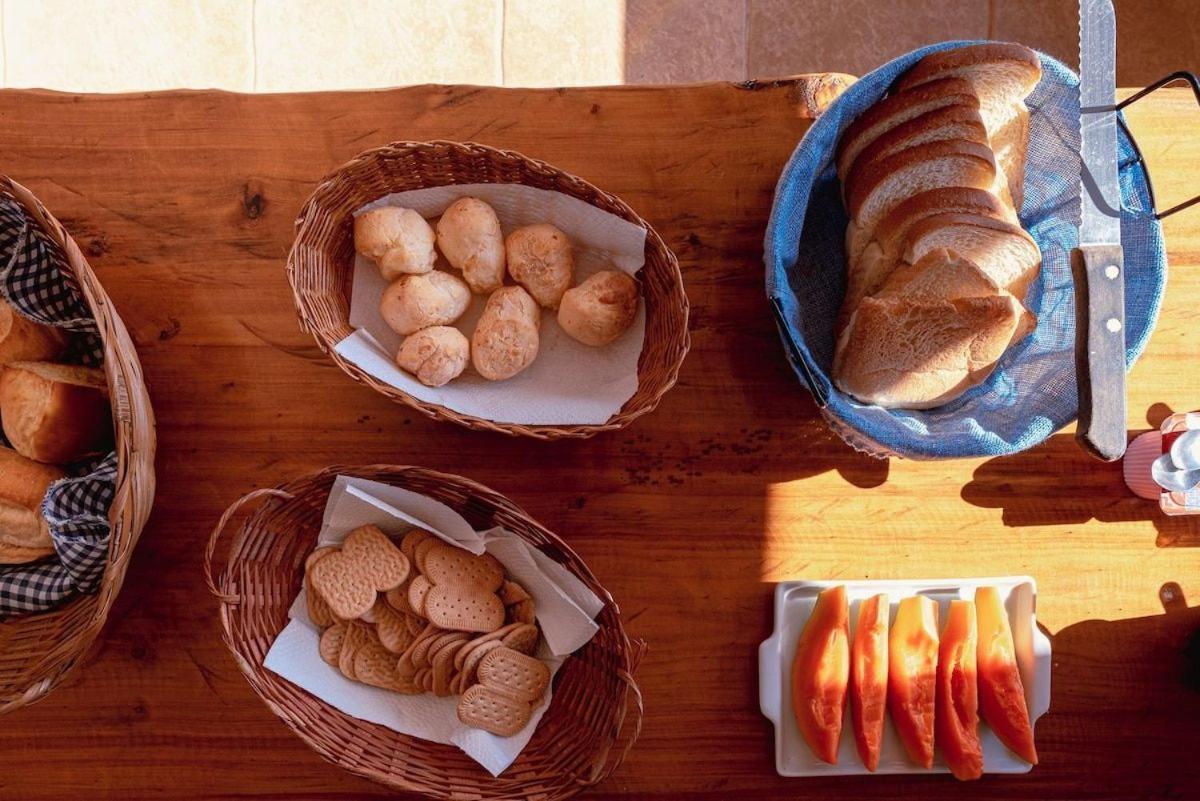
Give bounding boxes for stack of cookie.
[304,525,551,736]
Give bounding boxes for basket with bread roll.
[0,177,154,714]
[766,41,1167,459]
[287,141,689,439]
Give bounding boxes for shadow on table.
[1041,589,1200,796]
[960,404,1200,546]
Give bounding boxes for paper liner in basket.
[336,183,647,426]
[264,475,603,776]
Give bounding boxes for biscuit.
[457,684,532,737]
[408,575,432,616]
[423,544,504,591]
[400,529,434,563]
[338,621,375,680]
[507,598,536,626]
[459,639,504,692]
[501,622,540,655]
[499,580,531,606]
[319,623,347,667]
[425,583,505,633]
[375,598,416,654]
[414,537,441,575]
[305,573,336,628]
[478,646,550,703]
[309,526,411,619]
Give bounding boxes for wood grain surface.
[0,77,1197,800]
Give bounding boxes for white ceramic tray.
[758,576,1052,777]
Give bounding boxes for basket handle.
[580,637,647,787]
[1116,70,1200,220]
[204,488,293,604]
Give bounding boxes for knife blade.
[1073,0,1127,461]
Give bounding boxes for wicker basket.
[204,465,644,800]
[286,140,690,439]
[0,177,156,714]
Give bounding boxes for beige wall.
[0,0,1194,92]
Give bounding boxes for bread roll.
[354,207,436,280]
[558,270,639,347]
[436,197,505,294]
[505,224,574,309]
[379,271,471,336]
[472,287,540,381]
[1,300,65,365]
[0,362,111,464]
[396,326,469,387]
[0,447,62,556]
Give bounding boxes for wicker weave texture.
[205,465,644,800]
[286,140,690,439]
[0,177,157,715]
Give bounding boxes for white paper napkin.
[266,475,604,776]
[334,183,648,426]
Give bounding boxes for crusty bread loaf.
[0,361,112,464]
[0,446,62,557]
[0,300,65,365]
[832,43,1042,409]
[902,212,1041,298]
[834,294,1028,409]
[835,77,979,183]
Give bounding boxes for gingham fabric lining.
[1,190,116,617]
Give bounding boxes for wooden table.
[0,76,1197,801]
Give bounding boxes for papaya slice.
[976,586,1038,764]
[791,585,850,764]
[936,600,983,780]
[849,593,889,771]
[888,595,939,768]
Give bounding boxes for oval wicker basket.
[204,465,644,800]
[286,140,690,439]
[0,177,156,714]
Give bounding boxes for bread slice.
[846,139,998,249]
[0,300,65,365]
[875,187,1015,261]
[833,294,1028,409]
[0,361,111,464]
[893,43,1041,208]
[875,249,1002,300]
[892,43,1041,107]
[902,213,1041,299]
[835,77,979,183]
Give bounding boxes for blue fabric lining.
[764,41,1166,459]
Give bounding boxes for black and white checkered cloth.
[1,190,116,617]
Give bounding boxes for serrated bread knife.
[1073,0,1127,461]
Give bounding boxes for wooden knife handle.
[1071,243,1127,461]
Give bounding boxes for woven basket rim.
[0,176,157,715]
[207,464,644,800]
[285,140,690,440]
